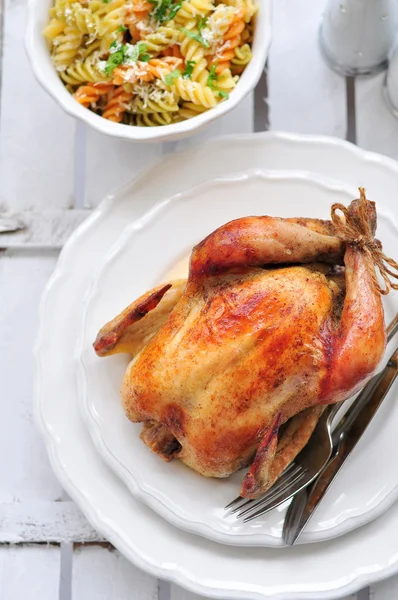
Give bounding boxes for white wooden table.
[1,0,398,598]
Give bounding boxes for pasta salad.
[43,0,258,126]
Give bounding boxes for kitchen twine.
[331,188,398,295]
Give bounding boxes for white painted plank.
[356,73,398,161]
[0,501,103,543]
[178,93,254,152]
[170,587,204,600]
[370,576,398,600]
[268,0,346,137]
[0,210,89,248]
[84,84,253,210]
[171,585,359,600]
[83,127,163,209]
[0,253,63,502]
[72,546,158,600]
[0,545,60,600]
[0,0,75,212]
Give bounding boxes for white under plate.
[77,169,398,547]
[36,132,398,599]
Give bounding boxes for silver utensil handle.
[283,342,398,546]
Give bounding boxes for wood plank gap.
[59,543,73,600]
[254,64,269,132]
[74,123,87,209]
[158,580,171,600]
[59,490,73,600]
[0,541,61,547]
[346,76,357,144]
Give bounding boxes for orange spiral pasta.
[102,86,132,121]
[125,0,153,40]
[112,57,182,85]
[146,57,182,77]
[161,45,184,60]
[74,82,113,106]
[210,9,245,74]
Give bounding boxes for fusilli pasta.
[50,25,83,71]
[44,0,257,125]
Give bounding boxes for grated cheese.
[110,41,122,54]
[137,18,155,35]
[200,27,215,45]
[116,61,152,82]
[133,80,175,108]
[206,4,237,52]
[215,38,232,59]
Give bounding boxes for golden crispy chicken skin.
[94,196,388,499]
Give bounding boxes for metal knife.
[282,341,398,546]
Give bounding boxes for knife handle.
[283,349,398,546]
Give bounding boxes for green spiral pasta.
[78,39,102,59]
[173,0,214,25]
[179,28,208,84]
[50,0,72,21]
[52,25,83,71]
[131,95,179,113]
[177,101,207,119]
[43,17,65,41]
[136,112,173,125]
[100,0,125,52]
[60,56,108,85]
[231,43,252,66]
[66,3,102,37]
[173,78,217,108]
[216,67,238,92]
[145,22,179,52]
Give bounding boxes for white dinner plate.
[77,169,398,547]
[36,132,398,599]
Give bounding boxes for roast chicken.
[94,191,396,499]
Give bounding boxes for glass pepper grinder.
[319,0,398,76]
[384,48,398,116]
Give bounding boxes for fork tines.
[224,462,308,520]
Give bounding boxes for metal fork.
[226,313,398,522]
[225,402,341,521]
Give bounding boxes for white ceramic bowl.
[25,0,272,142]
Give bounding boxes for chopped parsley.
[180,27,210,48]
[182,60,195,79]
[197,16,208,32]
[207,64,218,89]
[149,0,182,23]
[104,42,151,76]
[117,24,128,32]
[104,44,126,75]
[135,42,151,61]
[218,90,229,99]
[103,0,110,3]
[163,68,181,85]
[125,41,150,62]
